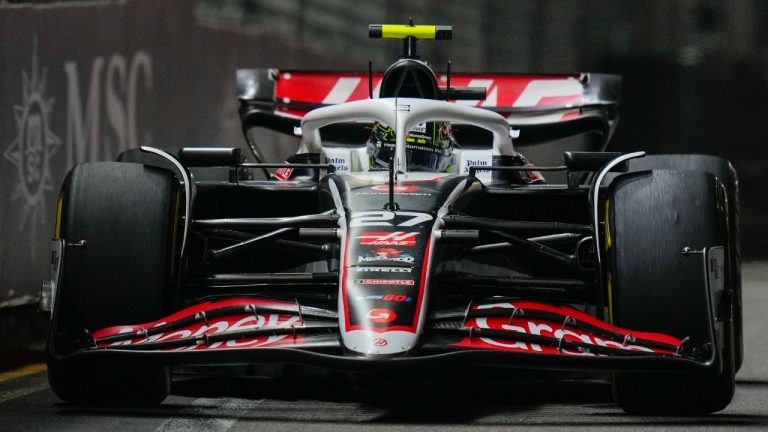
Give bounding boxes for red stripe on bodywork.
[453,301,682,356]
[93,297,298,338]
[413,235,432,329]
[91,298,307,350]
[275,72,584,115]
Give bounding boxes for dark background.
[0,0,765,365]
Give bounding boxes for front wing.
[54,257,724,376]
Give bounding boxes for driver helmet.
[367,121,455,172]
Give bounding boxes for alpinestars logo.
[357,231,418,246]
[4,40,62,254]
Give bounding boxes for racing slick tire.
[624,154,742,371]
[606,169,735,415]
[47,162,181,405]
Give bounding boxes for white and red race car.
[43,24,740,414]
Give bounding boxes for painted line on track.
[0,363,46,382]
[154,397,263,432]
[0,365,49,405]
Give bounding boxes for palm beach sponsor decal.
[355,294,413,302]
[367,308,397,323]
[357,231,418,246]
[355,266,412,273]
[324,156,349,172]
[354,279,415,286]
[358,247,414,263]
[462,159,490,174]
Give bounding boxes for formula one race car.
[42,24,741,415]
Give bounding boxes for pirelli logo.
[355,267,412,273]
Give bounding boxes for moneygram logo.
[359,248,414,263]
[357,231,418,246]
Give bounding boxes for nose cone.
[343,330,419,355]
[331,175,476,357]
[338,209,436,356]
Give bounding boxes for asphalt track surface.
[0,263,766,431]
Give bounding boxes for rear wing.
[237,70,621,148]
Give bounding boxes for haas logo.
[358,231,418,246]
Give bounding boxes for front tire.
[606,169,735,415]
[625,154,742,371]
[47,162,181,405]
